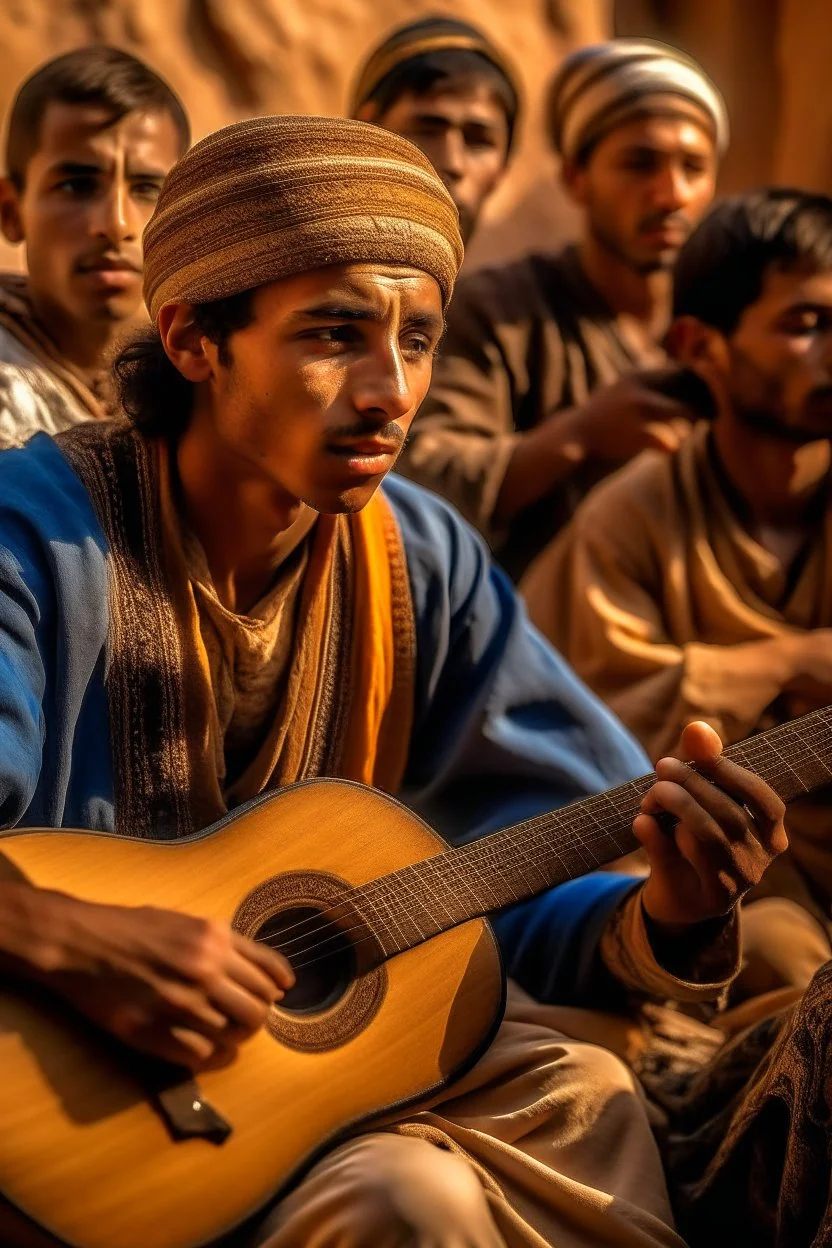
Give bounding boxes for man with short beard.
[399,39,726,580]
[523,188,832,1002]
[0,46,189,447]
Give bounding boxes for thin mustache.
[75,254,141,273]
[639,213,689,232]
[327,422,405,444]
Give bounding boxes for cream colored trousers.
[239,985,686,1248]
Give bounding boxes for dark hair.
[673,188,832,334]
[114,290,256,437]
[6,46,190,188]
[370,50,518,152]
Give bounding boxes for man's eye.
[310,325,359,345]
[622,156,659,175]
[132,180,164,202]
[466,134,499,152]
[55,177,98,198]
[781,311,825,335]
[403,334,433,357]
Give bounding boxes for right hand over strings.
[0,877,294,1070]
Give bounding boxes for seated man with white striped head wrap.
[0,113,787,1248]
[400,38,728,580]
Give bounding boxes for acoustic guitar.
[0,706,830,1248]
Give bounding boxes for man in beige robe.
[0,46,189,446]
[523,189,832,1000]
[399,39,726,580]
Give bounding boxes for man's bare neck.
[27,286,122,381]
[577,235,671,337]
[175,420,310,615]
[711,417,832,536]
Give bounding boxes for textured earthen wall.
[0,0,611,271]
[1,0,830,273]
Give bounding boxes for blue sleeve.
[385,474,650,1005]
[0,436,110,829]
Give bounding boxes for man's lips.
[77,256,141,273]
[326,439,400,456]
[325,437,402,475]
[639,222,688,246]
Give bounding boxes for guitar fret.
[354,706,832,961]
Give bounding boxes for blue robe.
[0,433,651,1004]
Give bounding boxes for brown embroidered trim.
[376,499,416,790]
[57,425,194,839]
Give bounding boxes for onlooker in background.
[523,189,832,1001]
[0,46,189,447]
[351,16,518,245]
[399,39,727,580]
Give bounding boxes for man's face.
[567,113,717,273]
[189,262,444,514]
[1,101,182,327]
[719,266,832,443]
[367,81,509,243]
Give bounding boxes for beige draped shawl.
[522,423,832,922]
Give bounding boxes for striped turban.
[548,39,728,164]
[351,16,519,152]
[142,115,464,323]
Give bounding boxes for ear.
[666,315,728,367]
[355,100,380,124]
[157,304,216,383]
[559,157,587,207]
[0,178,25,245]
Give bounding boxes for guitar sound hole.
[258,906,356,1015]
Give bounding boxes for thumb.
[642,421,684,453]
[678,719,723,766]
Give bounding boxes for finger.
[641,778,736,862]
[670,723,786,850]
[206,975,274,1035]
[650,760,753,844]
[129,1021,218,1070]
[225,947,286,1005]
[632,811,687,873]
[679,720,723,764]
[638,783,744,910]
[641,421,684,453]
[232,931,296,990]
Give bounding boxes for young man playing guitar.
[0,118,798,1247]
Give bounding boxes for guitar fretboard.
[352,706,832,959]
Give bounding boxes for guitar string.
[259,727,832,965]
[253,719,832,963]
[264,735,832,968]
[246,710,832,954]
[263,724,832,961]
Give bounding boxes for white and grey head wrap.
[548,39,728,163]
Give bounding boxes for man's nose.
[354,343,414,421]
[89,180,139,245]
[434,130,466,186]
[650,163,691,213]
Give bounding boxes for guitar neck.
[361,706,832,958]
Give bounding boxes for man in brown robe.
[399,39,727,579]
[0,46,189,446]
[523,188,832,1001]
